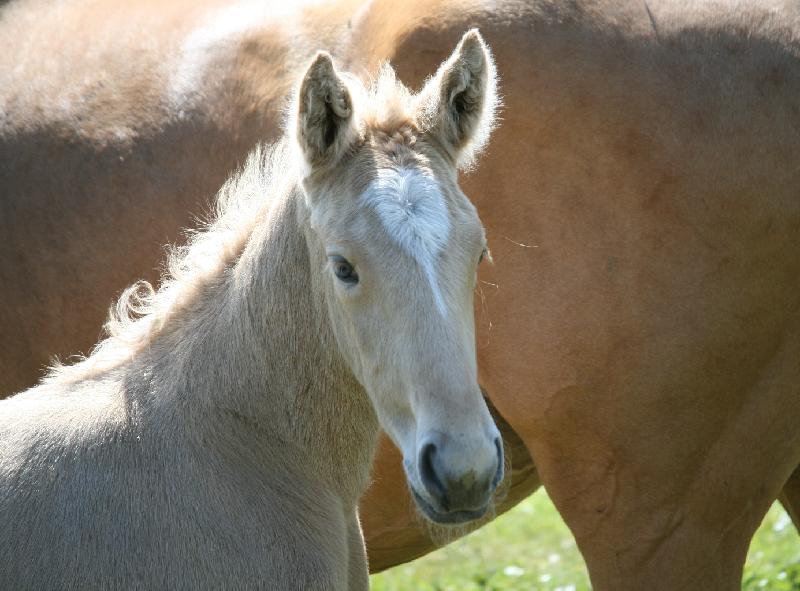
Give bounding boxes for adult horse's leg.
[481,322,800,590]
[361,398,540,573]
[778,466,800,533]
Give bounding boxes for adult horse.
[2,0,799,589]
[1,34,504,589]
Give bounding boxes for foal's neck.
[131,183,379,502]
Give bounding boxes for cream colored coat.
[0,33,503,590]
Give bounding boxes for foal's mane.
[44,65,428,387]
[46,141,298,386]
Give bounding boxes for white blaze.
[362,168,451,316]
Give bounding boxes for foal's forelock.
[361,166,452,316]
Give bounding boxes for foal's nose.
[417,432,503,516]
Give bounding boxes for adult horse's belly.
[2,0,800,585]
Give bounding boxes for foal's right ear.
[295,52,358,169]
[417,30,498,170]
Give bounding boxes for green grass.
[370,490,800,591]
[743,504,800,591]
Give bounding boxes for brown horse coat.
[2,1,799,588]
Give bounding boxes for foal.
[0,30,500,590]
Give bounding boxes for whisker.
[477,284,492,344]
[502,235,539,248]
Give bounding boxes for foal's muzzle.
[408,432,504,524]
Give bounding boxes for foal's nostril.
[491,436,504,488]
[418,442,447,505]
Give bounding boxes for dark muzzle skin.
[408,432,504,524]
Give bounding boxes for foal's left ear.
[418,29,498,169]
[295,52,358,168]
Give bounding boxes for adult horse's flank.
[0,31,502,590]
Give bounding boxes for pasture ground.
[371,490,800,591]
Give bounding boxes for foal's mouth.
[409,485,491,525]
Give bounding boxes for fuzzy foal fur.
[0,32,500,590]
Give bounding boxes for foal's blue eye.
[329,256,358,284]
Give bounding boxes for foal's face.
[307,137,501,522]
[296,30,502,523]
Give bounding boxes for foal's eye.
[329,256,358,284]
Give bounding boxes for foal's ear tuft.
[295,52,358,168]
[417,29,498,169]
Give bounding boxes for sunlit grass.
[744,505,800,591]
[371,490,800,591]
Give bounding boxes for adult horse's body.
[1,35,503,589]
[2,0,799,588]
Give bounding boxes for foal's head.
[294,30,501,524]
